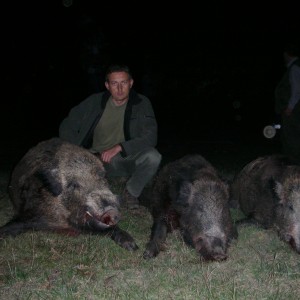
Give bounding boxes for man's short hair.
[105,64,132,81]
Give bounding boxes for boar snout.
[280,225,300,254]
[84,208,121,230]
[194,235,228,261]
[100,209,120,226]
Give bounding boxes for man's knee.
[145,148,162,167]
[138,148,162,168]
[148,148,162,163]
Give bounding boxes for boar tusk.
[86,211,93,217]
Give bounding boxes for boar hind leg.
[143,218,168,259]
[107,226,138,251]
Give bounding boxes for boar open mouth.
[84,209,120,230]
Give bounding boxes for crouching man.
[59,64,162,209]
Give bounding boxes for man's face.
[105,71,133,102]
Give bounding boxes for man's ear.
[105,81,109,90]
[130,79,134,88]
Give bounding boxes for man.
[275,43,300,163]
[59,64,162,209]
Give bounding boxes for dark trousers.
[104,148,162,197]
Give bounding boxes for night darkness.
[2,1,300,167]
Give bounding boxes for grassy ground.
[1,137,299,299]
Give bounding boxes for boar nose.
[200,248,228,261]
[101,209,121,226]
[286,234,300,254]
[200,236,228,261]
[210,249,228,261]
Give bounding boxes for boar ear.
[274,181,284,202]
[35,168,63,197]
[176,181,193,204]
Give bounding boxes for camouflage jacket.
[59,90,158,157]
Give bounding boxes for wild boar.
[143,154,238,261]
[0,137,138,251]
[230,154,300,254]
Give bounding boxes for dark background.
[2,1,300,167]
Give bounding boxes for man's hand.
[100,144,122,163]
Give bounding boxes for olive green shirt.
[90,98,126,153]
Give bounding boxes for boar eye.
[90,192,100,199]
[67,181,80,190]
[287,204,294,211]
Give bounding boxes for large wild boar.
[230,154,300,254]
[143,154,238,261]
[0,138,138,251]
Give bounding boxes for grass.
[1,139,300,299]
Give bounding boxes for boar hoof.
[143,250,156,259]
[111,227,139,251]
[122,241,139,251]
[143,243,160,259]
